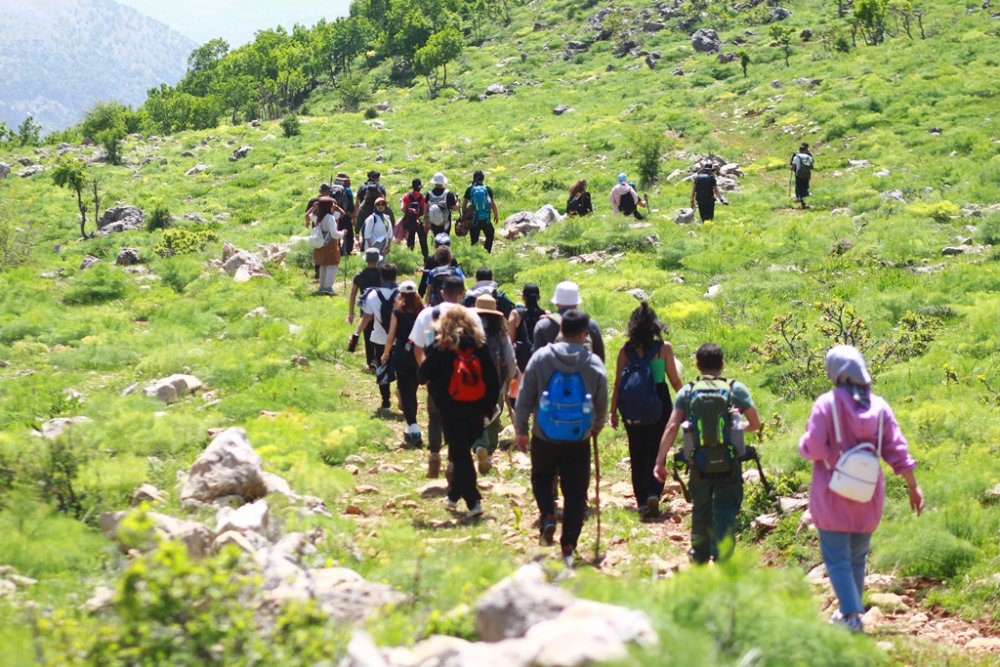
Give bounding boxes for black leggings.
[469,220,495,254]
[530,436,591,552]
[407,224,429,258]
[395,366,419,426]
[625,420,667,508]
[443,412,485,509]
[371,343,391,404]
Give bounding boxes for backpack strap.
[876,409,884,458]
[824,397,844,471]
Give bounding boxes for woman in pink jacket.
[798,345,924,633]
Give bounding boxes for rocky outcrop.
[486,83,510,96]
[186,163,211,176]
[499,205,565,240]
[18,165,43,178]
[229,146,252,161]
[100,510,215,557]
[115,247,140,266]
[691,28,722,53]
[36,416,93,440]
[97,205,144,234]
[0,163,10,179]
[219,242,272,283]
[0,566,37,599]
[181,427,267,503]
[141,373,203,404]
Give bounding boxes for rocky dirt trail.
[337,381,1000,661]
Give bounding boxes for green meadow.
[0,0,998,664]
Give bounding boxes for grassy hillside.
[0,0,998,665]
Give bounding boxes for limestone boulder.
[97,205,145,234]
[180,427,267,503]
[143,373,203,404]
[691,29,722,53]
[99,510,214,557]
[37,416,93,440]
[475,563,575,642]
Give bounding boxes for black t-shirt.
[694,173,717,199]
[353,267,381,291]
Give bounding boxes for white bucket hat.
[430,172,448,186]
[551,281,582,307]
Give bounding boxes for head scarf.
[825,345,871,408]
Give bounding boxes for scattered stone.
[216,498,270,536]
[115,247,140,266]
[751,513,781,534]
[84,585,115,613]
[704,284,722,299]
[100,510,214,557]
[180,427,267,503]
[486,83,509,96]
[262,133,277,141]
[778,496,809,514]
[229,146,253,161]
[768,7,792,22]
[862,606,885,627]
[131,483,165,506]
[18,165,43,178]
[941,246,966,256]
[717,52,738,64]
[880,189,907,204]
[354,485,379,495]
[552,105,572,116]
[475,564,576,641]
[868,593,909,611]
[874,169,891,178]
[626,288,650,302]
[245,306,269,318]
[80,255,101,270]
[848,159,872,169]
[0,163,10,179]
[186,163,211,176]
[215,530,258,554]
[499,205,566,240]
[771,79,783,89]
[97,205,145,234]
[418,480,449,499]
[143,373,203,404]
[984,483,1000,504]
[965,638,1000,650]
[793,77,822,87]
[375,102,392,112]
[674,208,695,224]
[690,28,722,53]
[644,20,666,32]
[37,416,93,440]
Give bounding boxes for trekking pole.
[592,433,602,563]
[787,170,793,199]
[671,457,691,503]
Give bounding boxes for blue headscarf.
[617,173,627,183]
[825,345,871,408]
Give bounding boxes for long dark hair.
[395,291,424,315]
[569,179,587,198]
[626,302,666,350]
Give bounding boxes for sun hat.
[374,197,387,206]
[434,233,451,246]
[617,173,627,183]
[364,247,381,262]
[474,294,504,318]
[399,280,418,294]
[551,281,582,307]
[431,172,448,186]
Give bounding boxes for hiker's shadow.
[411,514,489,531]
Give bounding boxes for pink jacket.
[609,182,638,212]
[798,388,917,533]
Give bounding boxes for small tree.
[414,27,464,97]
[0,121,13,143]
[52,158,89,239]
[280,114,301,138]
[637,137,662,187]
[17,115,42,146]
[855,0,889,45]
[739,50,750,77]
[770,25,794,66]
[336,73,373,112]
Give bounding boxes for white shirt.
[363,213,390,243]
[407,302,483,349]
[362,285,397,344]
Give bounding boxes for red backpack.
[448,347,486,403]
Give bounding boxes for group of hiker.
[340,247,922,634]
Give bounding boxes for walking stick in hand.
[592,433,602,563]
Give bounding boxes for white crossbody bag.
[825,402,883,503]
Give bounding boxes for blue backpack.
[617,343,663,425]
[470,184,491,223]
[537,370,593,442]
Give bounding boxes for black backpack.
[428,266,460,306]
[618,190,636,216]
[513,305,545,371]
[375,287,398,333]
[392,309,419,370]
[694,173,715,198]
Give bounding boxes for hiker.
[409,275,483,478]
[352,263,399,411]
[425,172,457,237]
[334,172,357,256]
[690,164,728,223]
[417,235,463,301]
[462,170,500,253]
[462,267,516,317]
[423,244,466,307]
[566,180,593,216]
[347,248,383,371]
[609,302,684,518]
[356,172,395,248]
[609,173,645,220]
[508,283,549,374]
[799,345,923,634]
[401,178,429,258]
[380,280,425,447]
[471,293,517,474]
[531,281,606,362]
[653,343,762,564]
[515,309,609,564]
[305,183,346,296]
[790,143,814,208]
[362,197,393,259]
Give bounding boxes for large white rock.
[38,416,93,440]
[215,498,270,536]
[99,510,214,557]
[180,427,267,502]
[143,374,203,404]
[475,563,576,642]
[674,208,695,224]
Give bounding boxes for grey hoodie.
[515,341,608,441]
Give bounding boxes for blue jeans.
[818,529,872,617]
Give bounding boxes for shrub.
[281,114,301,138]
[976,216,1000,245]
[63,264,128,305]
[146,205,172,232]
[158,255,204,293]
[337,73,372,113]
[154,227,218,257]
[906,201,960,223]
[636,137,662,187]
[363,107,378,119]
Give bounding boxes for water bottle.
[582,393,593,416]
[681,420,695,461]
[540,390,551,412]
[730,409,747,458]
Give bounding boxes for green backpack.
[682,378,739,477]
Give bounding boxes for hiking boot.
[444,497,459,511]
[467,503,483,519]
[476,447,491,475]
[645,496,660,518]
[539,517,557,546]
[427,453,441,479]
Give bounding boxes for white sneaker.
[444,498,459,510]
[467,503,483,518]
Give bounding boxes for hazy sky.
[117,0,352,47]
